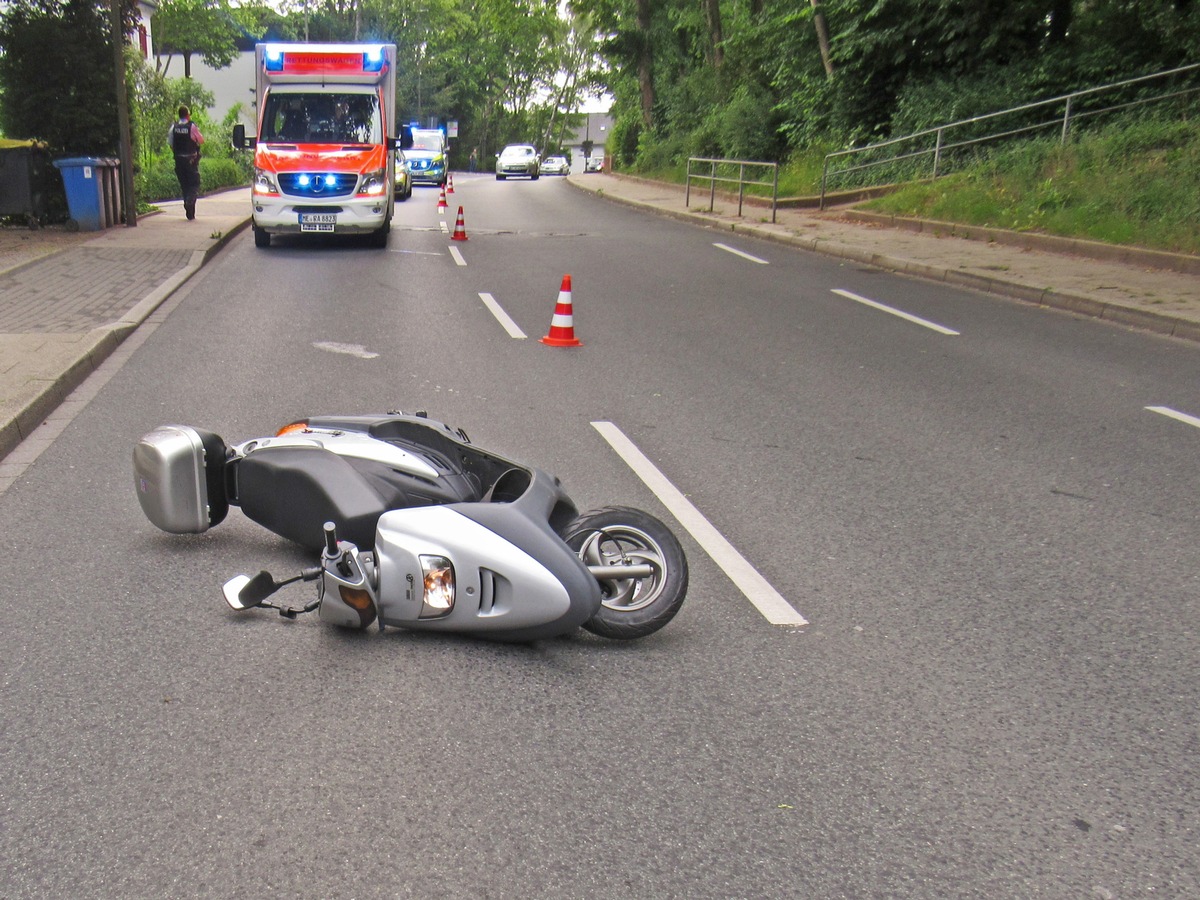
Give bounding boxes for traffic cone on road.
[539,275,582,347]
[438,185,448,210]
[447,173,455,194]
[451,206,468,241]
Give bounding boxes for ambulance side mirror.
[398,126,413,150]
[232,124,256,151]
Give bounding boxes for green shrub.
[136,153,249,205]
[608,114,642,169]
[136,156,181,204]
[199,157,247,193]
[705,84,784,161]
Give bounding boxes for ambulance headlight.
[358,168,387,196]
[419,555,455,618]
[252,168,279,195]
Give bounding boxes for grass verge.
[859,116,1200,255]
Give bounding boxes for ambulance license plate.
[299,213,336,232]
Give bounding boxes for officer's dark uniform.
[172,120,201,220]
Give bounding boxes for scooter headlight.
[419,555,454,618]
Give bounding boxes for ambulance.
[232,43,412,248]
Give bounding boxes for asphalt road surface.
[3,174,1198,898]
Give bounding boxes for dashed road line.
[592,420,808,627]
[1146,406,1200,429]
[832,288,960,335]
[713,243,769,264]
[478,293,527,339]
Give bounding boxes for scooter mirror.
[223,571,276,610]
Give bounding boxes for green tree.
[580,0,1199,163]
[153,0,241,78]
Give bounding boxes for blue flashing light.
[264,47,285,72]
[363,48,385,72]
[324,174,337,187]
[297,174,311,187]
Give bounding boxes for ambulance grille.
[278,173,357,198]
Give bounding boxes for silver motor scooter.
[134,410,688,641]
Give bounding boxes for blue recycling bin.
[54,157,119,231]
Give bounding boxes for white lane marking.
[439,221,449,233]
[449,246,466,267]
[714,242,769,264]
[478,293,527,339]
[312,341,379,359]
[832,288,960,335]
[1146,406,1200,429]
[592,421,808,627]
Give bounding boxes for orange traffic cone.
[446,173,455,194]
[540,275,582,347]
[451,206,468,241]
[437,185,448,210]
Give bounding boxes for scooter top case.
[133,425,230,533]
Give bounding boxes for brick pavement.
[0,188,252,463]
[0,247,193,332]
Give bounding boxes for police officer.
[169,105,205,220]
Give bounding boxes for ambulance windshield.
[260,92,382,144]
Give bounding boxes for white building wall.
[156,51,258,128]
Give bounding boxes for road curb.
[839,209,1200,277]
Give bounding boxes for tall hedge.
[0,0,138,155]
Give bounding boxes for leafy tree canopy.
[153,0,242,77]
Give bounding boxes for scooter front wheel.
[562,506,688,640]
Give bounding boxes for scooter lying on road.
[133,410,688,641]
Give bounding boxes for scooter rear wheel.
[562,506,688,640]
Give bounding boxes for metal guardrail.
[686,158,779,222]
[820,63,1200,209]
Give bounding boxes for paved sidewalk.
[1,175,1197,467]
[0,187,251,461]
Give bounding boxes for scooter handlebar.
[323,521,338,557]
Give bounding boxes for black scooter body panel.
[237,446,388,550]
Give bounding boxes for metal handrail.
[820,62,1200,209]
[686,157,779,222]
